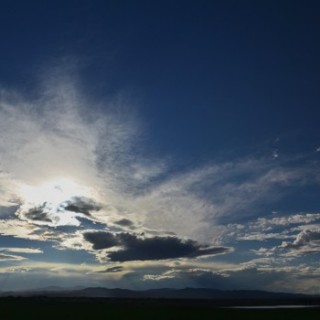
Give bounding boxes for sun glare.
[18,178,91,206]
[15,177,98,226]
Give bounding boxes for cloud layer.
[0,71,320,293]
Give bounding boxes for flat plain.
[1,297,320,320]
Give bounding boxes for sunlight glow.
[18,178,91,206]
[15,178,97,226]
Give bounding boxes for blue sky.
[0,0,320,294]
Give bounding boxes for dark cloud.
[83,232,118,250]
[23,203,52,223]
[99,266,124,273]
[114,218,134,228]
[63,197,101,216]
[83,231,231,261]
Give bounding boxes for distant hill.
[1,286,319,305]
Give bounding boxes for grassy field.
[1,298,320,320]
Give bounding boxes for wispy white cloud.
[222,212,320,262]
[0,219,42,240]
[0,77,133,206]
[252,214,320,229]
[224,212,320,243]
[279,227,320,256]
[0,247,43,254]
[0,69,320,277]
[0,247,42,262]
[0,253,26,261]
[130,160,313,242]
[0,70,174,235]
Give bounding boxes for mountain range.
[1,287,319,305]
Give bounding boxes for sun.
[15,177,98,226]
[18,178,91,206]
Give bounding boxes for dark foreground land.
[1,297,320,320]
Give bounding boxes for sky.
[0,0,320,294]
